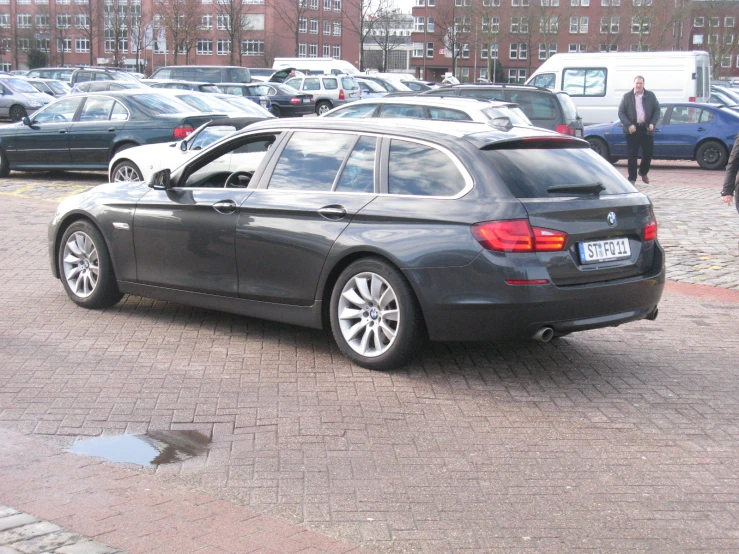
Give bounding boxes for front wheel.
[586,136,610,161]
[316,101,332,116]
[111,160,143,182]
[58,220,123,309]
[329,258,424,370]
[695,140,728,170]
[0,148,9,178]
[9,105,27,122]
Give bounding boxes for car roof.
[340,96,517,110]
[438,83,557,94]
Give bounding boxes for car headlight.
[28,101,42,108]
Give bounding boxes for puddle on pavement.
[68,430,211,466]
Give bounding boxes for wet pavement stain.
[68,431,211,466]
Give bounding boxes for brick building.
[410,0,739,83]
[0,0,360,74]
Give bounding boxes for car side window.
[460,89,503,100]
[531,73,556,89]
[79,97,116,122]
[562,69,606,97]
[284,78,301,90]
[428,107,472,121]
[304,78,322,91]
[335,137,376,193]
[699,109,714,123]
[378,104,425,118]
[33,96,84,124]
[75,72,92,83]
[323,78,338,90]
[388,139,465,197]
[110,102,129,121]
[94,73,113,81]
[669,106,702,124]
[267,131,355,191]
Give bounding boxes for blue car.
[584,102,739,170]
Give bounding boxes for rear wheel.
[329,258,424,370]
[9,105,27,122]
[272,105,282,117]
[58,220,123,309]
[316,101,332,116]
[695,140,728,170]
[0,148,9,178]
[586,136,610,161]
[111,160,143,183]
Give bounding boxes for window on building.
[632,17,650,34]
[725,17,735,28]
[299,18,307,33]
[332,45,340,58]
[35,14,49,27]
[693,34,703,45]
[602,43,618,51]
[725,34,734,45]
[310,0,318,8]
[217,14,230,30]
[309,19,318,33]
[693,17,704,28]
[0,14,8,26]
[75,13,89,28]
[414,16,424,32]
[323,44,330,56]
[508,69,517,81]
[217,38,231,55]
[325,0,332,8]
[58,37,72,52]
[56,14,71,28]
[333,21,341,35]
[333,0,340,11]
[709,17,719,27]
[201,14,212,29]
[426,41,434,57]
[541,0,559,5]
[427,17,434,32]
[197,39,212,54]
[412,42,423,57]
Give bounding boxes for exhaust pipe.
[646,307,659,321]
[531,326,555,343]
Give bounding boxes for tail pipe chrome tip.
[646,307,659,321]
[531,326,555,343]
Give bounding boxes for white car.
[321,96,533,127]
[108,117,267,183]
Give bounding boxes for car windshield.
[219,95,274,117]
[47,81,72,94]
[359,80,385,93]
[482,145,635,198]
[188,125,237,150]
[4,78,40,93]
[177,93,240,113]
[129,93,195,114]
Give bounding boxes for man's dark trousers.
[626,124,653,182]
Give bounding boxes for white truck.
[526,51,711,125]
[272,57,359,76]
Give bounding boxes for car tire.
[609,157,620,164]
[9,105,27,122]
[111,160,143,183]
[695,140,728,170]
[58,220,123,309]
[272,105,282,117]
[316,101,332,116]
[329,258,424,370]
[0,148,9,178]
[586,137,610,161]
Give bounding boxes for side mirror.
[180,140,187,152]
[22,116,31,126]
[148,168,171,190]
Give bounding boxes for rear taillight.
[339,89,345,100]
[555,124,575,136]
[173,125,194,139]
[290,97,302,105]
[644,217,658,241]
[471,220,567,253]
[689,96,696,102]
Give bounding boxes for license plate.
[579,238,631,264]
[575,129,583,138]
[303,98,310,103]
[260,100,267,107]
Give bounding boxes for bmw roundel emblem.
[607,212,617,227]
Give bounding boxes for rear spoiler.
[481,136,589,150]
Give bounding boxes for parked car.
[322,96,533,127]
[355,78,388,100]
[153,89,253,117]
[50,118,663,370]
[25,78,72,97]
[210,83,272,111]
[220,83,313,117]
[70,68,146,87]
[422,84,584,137]
[0,90,222,176]
[284,74,360,115]
[9,70,29,77]
[108,116,267,182]
[0,76,55,121]
[401,80,433,92]
[149,66,251,83]
[71,81,147,93]
[709,87,739,106]
[149,81,223,93]
[211,94,274,118]
[360,75,409,93]
[712,85,739,104]
[25,68,75,84]
[584,102,739,169]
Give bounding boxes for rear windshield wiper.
[547,182,605,196]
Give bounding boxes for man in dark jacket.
[721,134,739,213]
[618,75,661,185]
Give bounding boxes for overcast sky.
[392,0,415,14]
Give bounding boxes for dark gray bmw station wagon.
[50,118,664,370]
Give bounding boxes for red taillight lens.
[555,124,575,136]
[173,125,194,139]
[471,220,567,253]
[644,217,658,241]
[689,96,696,102]
[339,89,345,100]
[290,97,302,105]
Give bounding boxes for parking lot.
[1,162,738,553]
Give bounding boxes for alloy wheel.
[113,164,141,182]
[62,231,99,298]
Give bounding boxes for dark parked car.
[49,118,664,370]
[422,84,583,137]
[149,81,222,93]
[219,83,313,117]
[149,66,251,83]
[0,90,222,176]
[70,68,145,87]
[71,81,147,93]
[584,102,739,169]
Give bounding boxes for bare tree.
[342,0,393,70]
[433,0,475,77]
[272,0,311,57]
[214,0,252,66]
[368,8,408,72]
[685,0,738,78]
[627,0,685,52]
[154,0,202,64]
[74,0,101,66]
[52,7,74,67]
[129,1,154,72]
[260,33,278,67]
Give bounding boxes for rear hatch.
[482,138,657,286]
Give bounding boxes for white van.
[526,51,711,125]
[272,57,359,76]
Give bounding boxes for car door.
[654,105,709,159]
[0,82,13,117]
[8,95,84,166]
[235,131,378,306]
[67,96,126,166]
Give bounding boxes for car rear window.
[129,93,194,114]
[199,85,222,93]
[482,145,636,198]
[506,91,557,121]
[341,77,358,90]
[556,92,579,122]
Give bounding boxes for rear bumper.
[405,244,665,342]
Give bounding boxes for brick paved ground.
[1,162,738,553]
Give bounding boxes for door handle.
[318,205,347,220]
[212,200,237,214]
[59,130,67,134]
[697,127,705,132]
[108,128,116,132]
